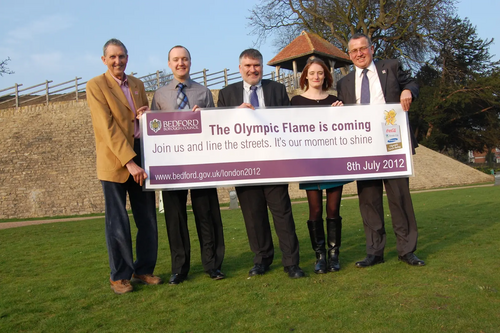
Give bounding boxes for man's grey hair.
[239,49,263,63]
[103,38,128,56]
[349,33,372,47]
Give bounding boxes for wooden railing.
[0,67,343,109]
[136,68,301,91]
[0,77,87,109]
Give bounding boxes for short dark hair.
[103,38,128,56]
[349,33,372,47]
[299,57,333,91]
[239,49,263,63]
[168,45,191,61]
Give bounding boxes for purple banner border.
[149,154,408,186]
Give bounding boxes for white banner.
[141,103,413,190]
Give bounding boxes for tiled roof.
[267,31,351,68]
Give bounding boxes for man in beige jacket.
[87,38,161,294]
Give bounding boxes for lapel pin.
[382,70,386,74]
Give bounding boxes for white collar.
[243,80,262,91]
[355,61,377,77]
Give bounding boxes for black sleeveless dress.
[290,95,350,190]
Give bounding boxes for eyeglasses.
[349,46,369,55]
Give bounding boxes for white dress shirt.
[243,80,265,107]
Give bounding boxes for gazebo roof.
[267,31,351,70]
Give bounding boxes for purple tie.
[361,69,370,104]
[250,86,259,107]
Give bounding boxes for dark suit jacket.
[336,59,418,151]
[336,59,418,104]
[218,79,290,107]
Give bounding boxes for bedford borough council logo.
[149,119,161,133]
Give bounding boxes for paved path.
[0,184,495,230]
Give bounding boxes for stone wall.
[0,100,103,219]
[0,91,494,219]
[0,91,243,219]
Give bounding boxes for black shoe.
[398,253,425,266]
[248,264,269,277]
[168,273,187,285]
[207,269,225,280]
[284,265,305,278]
[355,255,384,268]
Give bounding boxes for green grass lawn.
[1,186,499,332]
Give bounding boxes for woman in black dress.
[291,57,347,274]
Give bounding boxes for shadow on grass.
[1,186,499,332]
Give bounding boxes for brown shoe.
[110,279,133,294]
[132,274,163,285]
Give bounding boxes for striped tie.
[176,83,189,110]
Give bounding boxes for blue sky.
[0,0,498,90]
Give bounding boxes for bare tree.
[141,69,172,91]
[0,57,14,76]
[248,0,456,68]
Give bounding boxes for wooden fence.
[0,77,87,109]
[0,68,309,109]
